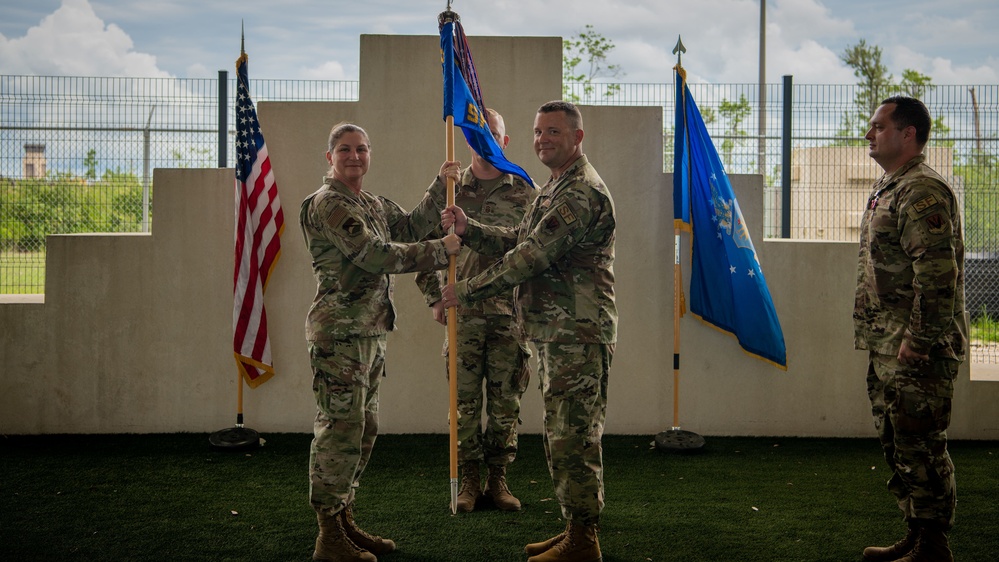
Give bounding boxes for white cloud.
[301,60,349,81]
[0,0,170,77]
[0,0,995,86]
[185,63,214,79]
[892,46,999,85]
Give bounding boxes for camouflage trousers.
[444,315,531,466]
[867,351,958,530]
[308,336,386,516]
[537,342,614,526]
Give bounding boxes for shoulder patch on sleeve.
[324,204,362,237]
[912,194,939,213]
[544,215,561,233]
[325,205,347,230]
[556,203,577,225]
[924,213,946,235]
[340,217,361,236]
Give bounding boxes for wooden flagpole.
[209,23,261,453]
[446,113,459,513]
[440,2,460,514]
[655,37,704,453]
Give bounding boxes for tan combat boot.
[314,510,377,562]
[863,524,918,561]
[527,521,602,562]
[525,521,568,556]
[895,524,953,562]
[455,461,481,512]
[485,464,521,511]
[339,503,396,555]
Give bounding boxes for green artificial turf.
[1,433,996,561]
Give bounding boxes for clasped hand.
[442,232,461,255]
[441,205,468,236]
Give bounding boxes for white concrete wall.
[3,34,998,438]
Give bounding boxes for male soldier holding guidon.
[442,100,616,562]
[855,95,967,562]
[418,108,537,513]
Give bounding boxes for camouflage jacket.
[454,155,617,344]
[415,168,536,317]
[854,154,967,360]
[300,176,449,341]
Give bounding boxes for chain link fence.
[568,80,998,365]
[0,75,357,294]
[2,76,996,363]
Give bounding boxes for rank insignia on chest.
[482,202,495,214]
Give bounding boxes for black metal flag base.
[209,425,261,452]
[655,428,706,453]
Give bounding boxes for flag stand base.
[654,428,705,453]
[209,425,261,452]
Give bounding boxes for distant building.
[23,143,47,178]
[781,146,958,241]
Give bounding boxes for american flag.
[233,52,283,388]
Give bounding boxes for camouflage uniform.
[300,176,449,516]
[416,169,536,467]
[453,155,617,525]
[854,154,968,530]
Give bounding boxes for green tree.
[83,149,98,182]
[839,40,949,141]
[562,25,624,102]
[718,94,752,168]
[170,146,213,168]
[0,168,147,252]
[101,167,146,230]
[957,153,999,253]
[897,69,951,141]
[899,69,932,99]
[841,39,893,127]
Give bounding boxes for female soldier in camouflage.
[299,123,461,562]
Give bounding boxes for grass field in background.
[0,250,45,294]
[1,433,997,561]
[972,312,999,343]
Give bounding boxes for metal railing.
[2,75,996,364]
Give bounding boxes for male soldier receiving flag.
[855,95,967,562]
[442,100,616,562]
[417,108,536,513]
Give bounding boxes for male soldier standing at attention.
[855,95,967,562]
[442,100,616,562]
[417,108,536,513]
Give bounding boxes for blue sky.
[1,0,997,85]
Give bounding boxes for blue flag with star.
[673,65,786,369]
[440,20,532,186]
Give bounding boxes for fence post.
[781,75,792,239]
[218,70,228,168]
[142,106,155,233]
